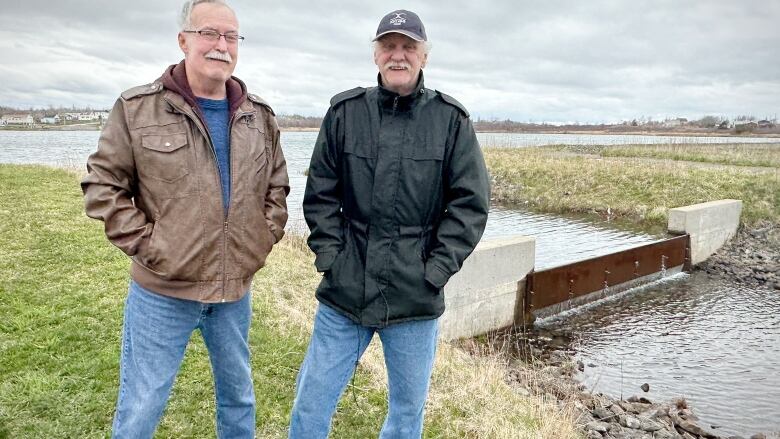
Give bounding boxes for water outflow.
[537,272,780,437]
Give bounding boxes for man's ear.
[178,32,188,54]
[421,52,428,69]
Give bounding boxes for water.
[3,130,778,434]
[537,272,780,437]
[476,132,780,148]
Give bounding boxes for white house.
[78,112,100,121]
[41,115,61,124]
[1,114,34,126]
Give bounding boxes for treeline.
[276,114,322,129]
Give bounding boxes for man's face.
[178,3,239,88]
[374,33,427,96]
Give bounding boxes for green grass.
[483,146,780,230]
[0,165,579,438]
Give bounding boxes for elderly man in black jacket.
[289,9,490,439]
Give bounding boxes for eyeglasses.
[183,29,244,44]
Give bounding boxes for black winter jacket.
[303,74,490,327]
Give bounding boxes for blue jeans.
[112,281,255,438]
[289,303,439,439]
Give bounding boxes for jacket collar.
[160,60,248,119]
[376,71,426,112]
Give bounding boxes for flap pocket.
[344,140,376,158]
[141,133,188,153]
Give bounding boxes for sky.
[1,0,778,123]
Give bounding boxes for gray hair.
[179,0,231,30]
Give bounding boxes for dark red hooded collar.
[160,60,247,118]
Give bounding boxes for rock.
[577,360,585,371]
[640,383,650,392]
[619,414,642,429]
[586,421,610,433]
[639,418,664,432]
[610,403,626,416]
[652,430,680,439]
[593,406,617,421]
[750,434,767,439]
[586,430,603,439]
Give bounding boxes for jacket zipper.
[165,96,253,302]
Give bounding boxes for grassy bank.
[557,143,780,168]
[483,145,779,231]
[0,165,579,438]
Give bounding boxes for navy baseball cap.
[373,10,427,42]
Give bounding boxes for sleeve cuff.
[424,262,450,289]
[314,250,338,273]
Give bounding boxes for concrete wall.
[439,235,535,341]
[668,199,742,265]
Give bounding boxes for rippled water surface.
[538,273,780,437]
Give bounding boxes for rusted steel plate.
[526,235,689,312]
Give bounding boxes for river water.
[2,130,779,435]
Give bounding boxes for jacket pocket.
[139,132,190,182]
[398,141,445,219]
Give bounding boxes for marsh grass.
[582,143,780,168]
[484,146,780,228]
[0,164,581,438]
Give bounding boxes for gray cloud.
[0,0,777,122]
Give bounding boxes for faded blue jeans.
[289,303,439,439]
[112,281,255,438]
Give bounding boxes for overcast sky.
[1,0,778,123]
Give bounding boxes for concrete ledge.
[668,199,742,265]
[440,235,535,341]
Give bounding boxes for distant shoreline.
[2,125,779,138]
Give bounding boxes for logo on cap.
[389,13,406,26]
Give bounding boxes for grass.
[0,164,580,438]
[483,145,780,231]
[556,143,780,168]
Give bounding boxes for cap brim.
[372,30,425,42]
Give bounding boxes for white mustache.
[205,50,232,63]
[384,61,411,70]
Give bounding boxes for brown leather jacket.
[82,63,289,303]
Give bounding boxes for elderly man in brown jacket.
[81,0,288,437]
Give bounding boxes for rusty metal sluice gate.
[521,234,691,323]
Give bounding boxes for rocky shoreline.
[697,221,780,291]
[514,350,775,439]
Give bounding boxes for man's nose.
[390,48,405,60]
[215,35,229,51]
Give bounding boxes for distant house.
[663,117,688,128]
[95,111,110,122]
[717,120,731,130]
[0,119,6,127]
[41,115,61,124]
[78,112,100,121]
[1,113,34,126]
[757,120,775,129]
